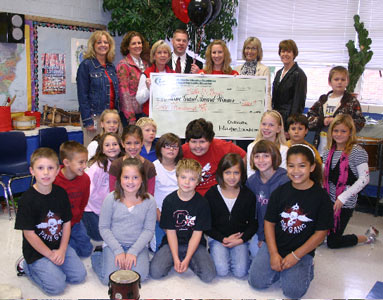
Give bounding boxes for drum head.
[110,270,139,284]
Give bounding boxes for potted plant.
[346,14,373,93]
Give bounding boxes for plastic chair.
[0,132,33,219]
[38,127,68,157]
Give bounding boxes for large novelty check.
[150,73,267,139]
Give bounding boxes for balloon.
[188,0,212,27]
[172,0,191,24]
[205,0,222,25]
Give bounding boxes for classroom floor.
[1,209,382,299]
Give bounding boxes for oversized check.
[150,73,266,139]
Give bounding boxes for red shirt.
[54,166,90,226]
[104,68,115,109]
[182,139,246,196]
[198,69,239,75]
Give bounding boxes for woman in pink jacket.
[116,31,149,125]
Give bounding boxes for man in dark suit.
[167,29,203,74]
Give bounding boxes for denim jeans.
[82,212,103,241]
[150,221,165,252]
[248,243,314,299]
[150,244,216,283]
[91,245,150,285]
[69,221,93,257]
[248,234,261,258]
[208,238,249,278]
[23,245,87,295]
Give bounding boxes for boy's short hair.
[278,39,298,58]
[136,117,157,130]
[176,158,202,180]
[155,133,183,163]
[250,140,282,170]
[30,147,59,168]
[328,65,349,82]
[185,118,215,142]
[59,141,88,161]
[287,113,309,129]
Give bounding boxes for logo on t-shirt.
[36,210,63,242]
[199,163,212,186]
[173,210,196,230]
[280,203,312,234]
[257,191,268,205]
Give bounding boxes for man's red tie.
[175,57,181,73]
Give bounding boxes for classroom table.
[0,125,83,196]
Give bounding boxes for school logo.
[173,210,196,230]
[36,210,63,241]
[257,191,268,205]
[200,163,212,186]
[280,203,312,234]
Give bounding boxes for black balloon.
[188,0,213,27]
[206,0,222,25]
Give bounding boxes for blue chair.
[0,132,33,219]
[38,127,68,158]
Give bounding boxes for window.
[234,0,383,105]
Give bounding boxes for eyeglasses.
[163,144,179,150]
[245,47,257,51]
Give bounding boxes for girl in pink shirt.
[83,133,123,241]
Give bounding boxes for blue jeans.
[23,245,86,295]
[82,212,103,241]
[208,239,249,278]
[91,245,150,285]
[248,234,261,258]
[150,244,216,283]
[248,243,314,299]
[69,221,93,257]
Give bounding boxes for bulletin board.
[28,16,106,111]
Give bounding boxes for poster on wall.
[0,42,28,112]
[71,38,88,83]
[41,53,66,94]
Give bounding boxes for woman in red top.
[136,40,175,116]
[116,31,149,125]
[199,40,238,75]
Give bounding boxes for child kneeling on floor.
[15,148,86,295]
[150,158,216,282]
[248,144,333,298]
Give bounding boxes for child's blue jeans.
[149,244,216,283]
[91,245,150,285]
[248,243,314,299]
[69,221,93,257]
[208,238,249,278]
[23,245,86,295]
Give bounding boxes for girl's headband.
[291,143,316,160]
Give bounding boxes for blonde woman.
[199,40,238,75]
[136,40,175,116]
[77,30,119,146]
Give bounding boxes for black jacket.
[204,185,257,243]
[272,62,307,129]
[167,53,203,73]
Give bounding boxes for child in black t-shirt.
[248,144,333,299]
[149,158,216,282]
[15,148,86,295]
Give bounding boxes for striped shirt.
[323,145,369,209]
